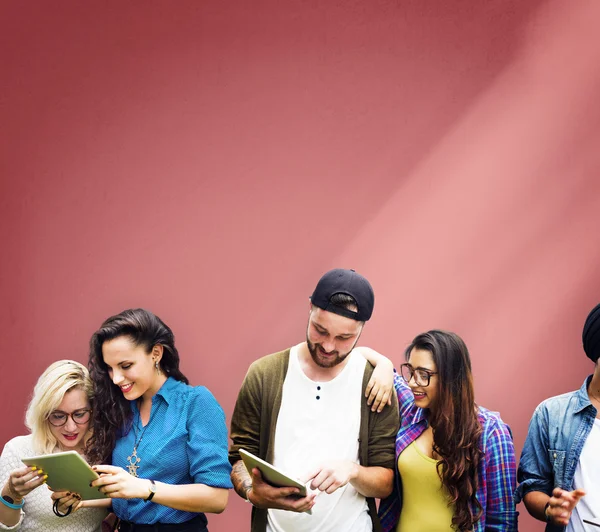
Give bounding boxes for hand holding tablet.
[240,449,307,495]
[22,451,108,501]
[239,449,315,514]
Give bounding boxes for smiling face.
[406,347,439,410]
[102,336,165,402]
[48,387,91,452]
[306,306,363,369]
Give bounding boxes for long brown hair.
[86,308,189,464]
[407,330,483,531]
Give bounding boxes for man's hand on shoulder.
[357,347,394,413]
[248,468,316,513]
[304,461,358,494]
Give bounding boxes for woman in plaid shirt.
[362,330,517,531]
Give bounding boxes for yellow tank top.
[396,441,455,532]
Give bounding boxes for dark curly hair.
[86,308,189,464]
[406,330,484,532]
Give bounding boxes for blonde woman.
[0,360,107,531]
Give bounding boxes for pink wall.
[2,1,600,530]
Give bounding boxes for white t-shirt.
[267,344,372,532]
[566,417,600,532]
[0,435,106,531]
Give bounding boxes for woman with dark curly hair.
[361,330,517,532]
[62,308,232,532]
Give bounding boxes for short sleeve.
[186,387,233,489]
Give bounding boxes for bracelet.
[244,486,254,506]
[52,499,72,517]
[0,495,24,510]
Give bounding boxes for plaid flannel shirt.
[378,372,518,531]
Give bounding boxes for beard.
[306,336,357,369]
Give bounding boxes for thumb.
[251,467,264,483]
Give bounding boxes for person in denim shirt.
[516,303,600,531]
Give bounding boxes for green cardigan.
[229,348,400,532]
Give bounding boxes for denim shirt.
[515,376,597,532]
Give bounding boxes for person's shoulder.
[184,385,228,419]
[536,388,580,411]
[476,406,515,440]
[392,370,416,413]
[2,434,33,455]
[168,380,219,402]
[475,407,516,456]
[158,378,209,406]
[477,406,506,428]
[246,347,291,375]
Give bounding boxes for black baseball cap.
[310,268,375,322]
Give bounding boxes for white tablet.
[22,451,108,501]
[239,449,307,496]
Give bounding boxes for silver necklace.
[126,403,161,477]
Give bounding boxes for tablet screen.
[239,449,307,496]
[22,451,108,501]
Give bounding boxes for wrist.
[544,501,552,523]
[145,479,156,501]
[349,462,360,482]
[2,485,22,505]
[1,494,24,510]
[3,483,22,503]
[244,485,255,506]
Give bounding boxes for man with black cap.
[229,268,399,532]
[516,303,600,531]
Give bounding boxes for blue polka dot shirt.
[112,377,233,524]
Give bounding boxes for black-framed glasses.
[400,363,438,387]
[48,409,92,427]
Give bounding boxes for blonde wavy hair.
[25,360,94,455]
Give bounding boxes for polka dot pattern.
[111,378,232,525]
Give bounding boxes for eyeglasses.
[47,409,92,427]
[400,363,438,387]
